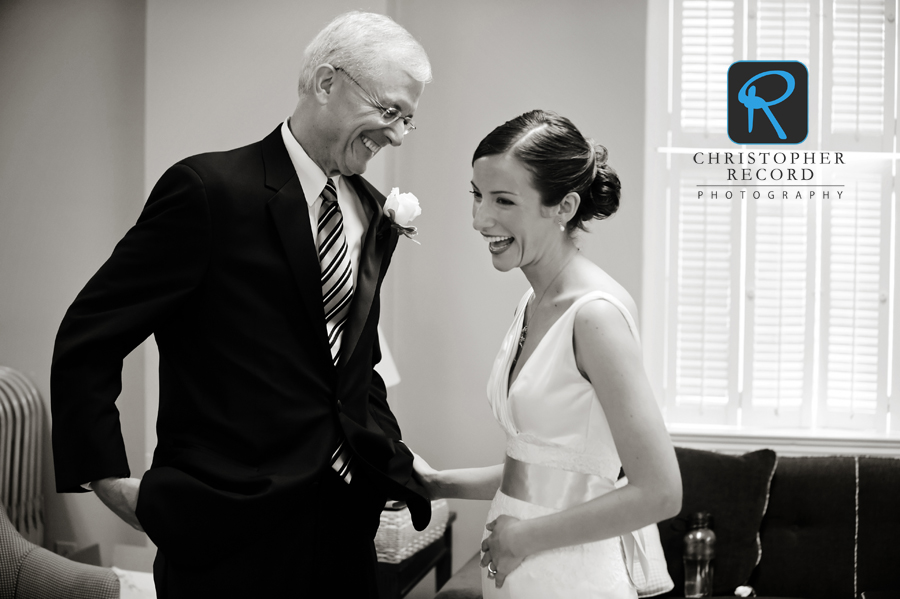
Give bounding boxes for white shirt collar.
[280,118,342,206]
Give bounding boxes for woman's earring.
[558,219,565,232]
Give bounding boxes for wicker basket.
[374,499,449,564]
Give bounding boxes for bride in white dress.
[413,110,682,598]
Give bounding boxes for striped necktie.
[316,178,354,483]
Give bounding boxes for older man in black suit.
[50,11,431,597]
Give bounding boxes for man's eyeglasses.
[334,66,417,135]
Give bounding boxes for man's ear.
[312,64,337,105]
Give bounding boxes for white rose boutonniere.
[384,187,422,243]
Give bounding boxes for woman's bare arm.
[412,451,504,501]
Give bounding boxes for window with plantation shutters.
[645,0,899,439]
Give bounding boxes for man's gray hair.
[298,11,432,95]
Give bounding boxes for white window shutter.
[818,163,893,430]
[822,0,897,152]
[741,3,819,430]
[751,0,814,63]
[673,0,742,146]
[892,179,900,434]
[742,193,817,428]
[748,0,820,145]
[666,164,742,425]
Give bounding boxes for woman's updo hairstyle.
[472,110,620,232]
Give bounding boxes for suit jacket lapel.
[338,175,391,369]
[262,127,332,359]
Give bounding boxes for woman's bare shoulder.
[569,259,639,323]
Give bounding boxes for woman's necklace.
[513,252,577,364]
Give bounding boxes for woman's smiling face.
[471,152,557,272]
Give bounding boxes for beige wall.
[386,0,648,571]
[145,0,390,186]
[0,0,147,561]
[1,0,648,576]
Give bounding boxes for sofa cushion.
[749,456,856,599]
[657,447,777,596]
[856,457,900,598]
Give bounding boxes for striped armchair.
[0,504,119,599]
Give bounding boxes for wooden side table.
[376,511,457,599]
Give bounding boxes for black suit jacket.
[50,125,430,563]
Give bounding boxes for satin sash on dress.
[500,455,614,510]
[500,455,653,591]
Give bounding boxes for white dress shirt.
[280,119,368,288]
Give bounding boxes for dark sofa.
[435,447,900,599]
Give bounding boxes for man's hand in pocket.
[91,477,144,532]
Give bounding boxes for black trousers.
[151,465,388,598]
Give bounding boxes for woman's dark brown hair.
[472,109,621,232]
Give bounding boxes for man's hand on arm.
[410,447,442,500]
[90,477,144,532]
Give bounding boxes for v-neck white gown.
[481,289,647,599]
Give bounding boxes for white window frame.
[642,0,900,455]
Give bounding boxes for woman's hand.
[410,450,442,500]
[481,515,527,588]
